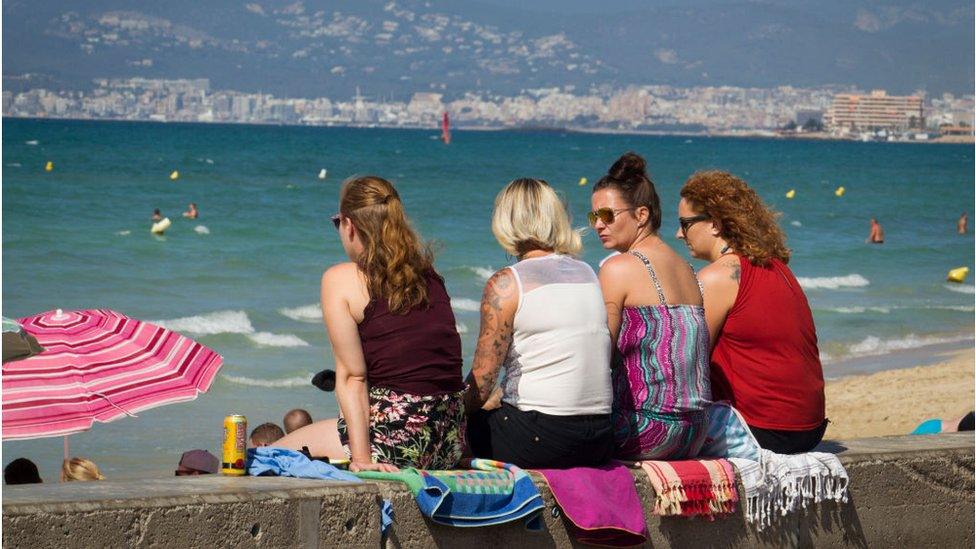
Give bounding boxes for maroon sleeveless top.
[710,256,825,431]
[358,271,465,396]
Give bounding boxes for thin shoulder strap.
[689,263,705,300]
[629,250,667,305]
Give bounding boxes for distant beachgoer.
[284,409,313,434]
[152,208,163,223]
[464,177,614,469]
[275,176,465,472]
[175,449,219,476]
[911,411,975,435]
[61,457,105,482]
[678,170,826,454]
[591,152,711,460]
[249,422,285,447]
[867,217,884,244]
[183,203,198,219]
[958,213,968,235]
[4,458,42,485]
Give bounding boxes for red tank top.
[710,256,825,430]
[358,271,465,396]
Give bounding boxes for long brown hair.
[680,170,791,266]
[340,176,434,314]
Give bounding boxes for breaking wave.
[797,274,869,290]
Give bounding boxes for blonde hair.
[340,176,434,314]
[492,178,582,258]
[61,457,105,482]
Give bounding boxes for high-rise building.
[825,90,923,131]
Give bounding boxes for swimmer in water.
[867,217,884,244]
[182,203,198,219]
[958,213,967,235]
[152,209,163,223]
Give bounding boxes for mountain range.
[3,0,973,98]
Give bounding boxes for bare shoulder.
[322,262,361,286]
[483,268,517,304]
[698,255,741,289]
[599,252,640,278]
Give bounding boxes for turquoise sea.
[3,118,973,480]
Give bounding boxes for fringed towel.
[639,458,738,518]
[534,462,648,547]
[729,450,849,530]
[355,458,544,529]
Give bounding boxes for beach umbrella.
[2,309,223,446]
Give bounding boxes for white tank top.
[501,254,612,415]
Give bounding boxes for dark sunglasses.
[330,214,341,230]
[678,214,709,237]
[587,207,635,226]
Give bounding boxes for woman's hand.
[350,461,400,473]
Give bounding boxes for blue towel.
[356,459,544,529]
[247,448,393,533]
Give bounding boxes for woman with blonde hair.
[278,176,466,471]
[465,178,614,468]
[677,170,825,454]
[61,457,104,482]
[591,152,711,460]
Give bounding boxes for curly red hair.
[680,170,790,266]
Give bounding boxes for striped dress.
[611,251,712,460]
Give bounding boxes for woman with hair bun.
[677,171,825,454]
[278,176,466,472]
[464,178,615,469]
[591,152,711,460]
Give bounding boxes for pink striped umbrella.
[3,308,223,441]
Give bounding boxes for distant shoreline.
[4,114,971,144]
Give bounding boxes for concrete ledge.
[4,434,974,548]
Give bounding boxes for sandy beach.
[825,349,975,440]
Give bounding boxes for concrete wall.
[4,434,973,548]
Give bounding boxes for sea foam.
[222,373,314,388]
[844,333,972,359]
[194,225,210,235]
[246,332,310,347]
[451,298,480,312]
[278,304,322,323]
[463,266,495,281]
[797,274,869,290]
[152,310,254,335]
[944,284,975,294]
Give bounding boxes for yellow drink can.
[222,414,247,475]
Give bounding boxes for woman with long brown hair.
[278,176,466,471]
[677,170,826,454]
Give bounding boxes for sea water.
[3,118,973,479]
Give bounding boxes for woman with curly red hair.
[677,170,826,454]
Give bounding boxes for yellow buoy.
[947,267,969,283]
[578,177,588,186]
[45,161,54,172]
[785,189,796,199]
[169,170,180,180]
[835,186,845,197]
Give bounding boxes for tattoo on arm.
[730,263,740,282]
[464,270,516,412]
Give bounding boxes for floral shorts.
[337,386,466,469]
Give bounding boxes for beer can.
[222,414,247,475]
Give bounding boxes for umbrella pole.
[64,435,69,460]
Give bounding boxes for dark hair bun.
[608,152,646,181]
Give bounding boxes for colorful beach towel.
[356,458,544,529]
[534,462,648,547]
[729,450,849,530]
[639,458,738,518]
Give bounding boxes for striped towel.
[729,450,849,530]
[639,459,738,518]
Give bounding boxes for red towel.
[534,462,648,547]
[639,459,737,519]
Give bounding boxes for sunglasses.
[678,214,709,237]
[330,214,341,230]
[587,207,635,226]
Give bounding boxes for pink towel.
[534,462,647,547]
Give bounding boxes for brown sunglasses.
[587,207,635,226]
